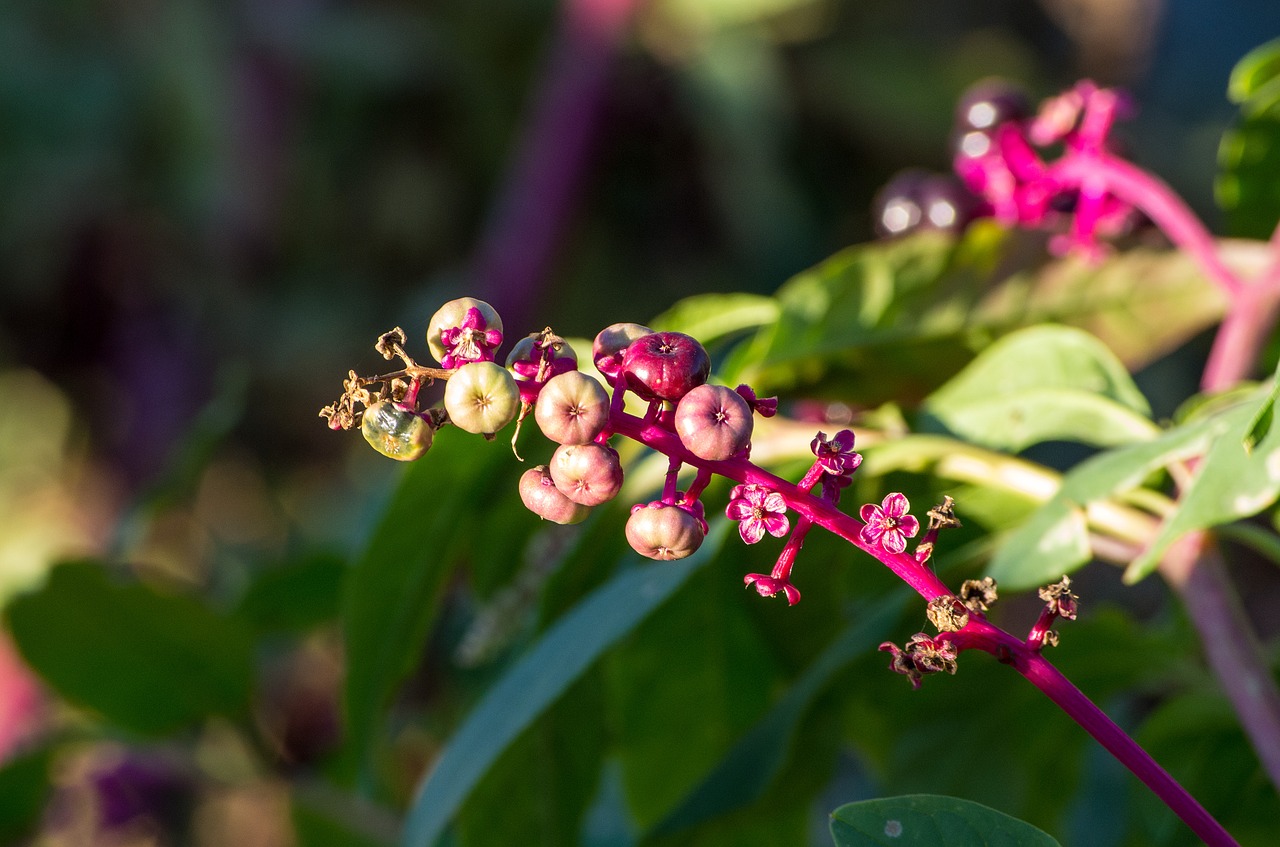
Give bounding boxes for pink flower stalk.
[726,483,789,545]
[859,493,920,555]
[440,307,504,368]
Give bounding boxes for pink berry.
[519,465,589,524]
[592,323,653,379]
[621,332,710,402]
[534,371,610,445]
[674,384,753,461]
[549,443,624,506]
[625,503,705,561]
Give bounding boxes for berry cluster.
[874,79,1145,257]
[321,297,941,605]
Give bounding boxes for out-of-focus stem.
[470,0,643,330]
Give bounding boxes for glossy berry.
[443,361,520,434]
[361,400,434,461]
[625,503,705,561]
[592,322,653,380]
[535,370,610,445]
[674,384,753,461]
[954,79,1031,135]
[519,465,590,524]
[622,332,711,402]
[549,442,623,506]
[872,170,975,238]
[427,297,503,365]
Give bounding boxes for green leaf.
[722,227,1231,401]
[1218,40,1280,237]
[399,525,725,847]
[1243,359,1280,451]
[650,292,780,348]
[923,325,1156,451]
[650,594,905,836]
[339,429,524,783]
[989,414,1224,589]
[5,561,253,735]
[1126,394,1280,581]
[235,551,346,634]
[0,747,52,843]
[1227,38,1280,108]
[829,795,1060,847]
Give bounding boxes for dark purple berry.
[622,332,711,403]
[954,79,1031,135]
[872,170,976,238]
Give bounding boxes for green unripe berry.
[444,361,520,434]
[361,400,434,461]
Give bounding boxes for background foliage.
[1,1,1279,845]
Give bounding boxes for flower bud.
[549,442,623,506]
[535,371,610,445]
[674,384,753,461]
[427,297,503,365]
[361,400,434,461]
[622,332,710,402]
[625,503,705,561]
[519,465,590,524]
[444,361,520,434]
[592,322,653,379]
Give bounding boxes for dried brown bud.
[1038,575,1079,621]
[927,597,970,632]
[959,576,998,614]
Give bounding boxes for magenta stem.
[950,621,1238,847]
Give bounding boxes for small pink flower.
[441,307,504,368]
[726,484,789,545]
[859,493,920,555]
[810,430,862,476]
[734,384,777,417]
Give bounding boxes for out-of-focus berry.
[872,170,977,238]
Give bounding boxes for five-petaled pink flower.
[726,484,790,545]
[859,493,920,555]
[810,430,862,476]
[440,307,504,369]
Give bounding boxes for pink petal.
[763,513,790,537]
[762,492,787,514]
[881,530,908,555]
[882,492,911,518]
[860,523,884,546]
[897,515,921,538]
[832,429,856,452]
[740,519,765,545]
[859,503,882,523]
[726,500,754,522]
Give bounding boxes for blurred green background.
[2,0,1278,844]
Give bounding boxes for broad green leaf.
[291,786,396,847]
[610,560,781,830]
[1227,38,1280,110]
[1219,40,1280,237]
[650,292,780,348]
[649,595,905,836]
[722,227,1231,400]
[5,561,253,735]
[1126,394,1280,581]
[1243,359,1280,451]
[235,551,345,634]
[399,525,725,847]
[989,413,1224,589]
[0,747,51,843]
[829,795,1060,847]
[340,429,522,783]
[923,325,1156,451]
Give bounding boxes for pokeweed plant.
[320,59,1280,847]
